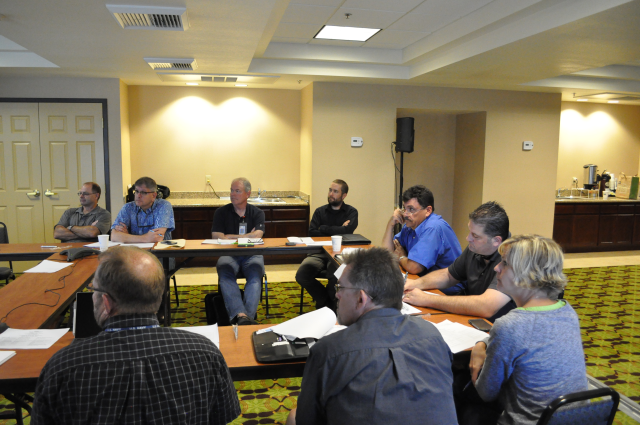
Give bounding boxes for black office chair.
[0,222,16,285]
[536,387,620,425]
[299,270,328,314]
[0,393,33,425]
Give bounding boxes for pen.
[233,324,238,341]
[403,272,408,283]
[41,246,58,248]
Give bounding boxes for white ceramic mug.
[331,235,342,252]
[98,234,109,252]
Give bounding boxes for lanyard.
[104,324,160,332]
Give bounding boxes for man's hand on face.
[393,239,407,258]
[391,208,404,225]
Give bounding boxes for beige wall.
[0,76,125,214]
[120,80,131,195]
[453,112,486,246]
[300,84,313,196]
[396,111,457,224]
[127,86,301,193]
[556,102,640,189]
[310,83,561,242]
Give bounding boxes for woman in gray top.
[469,235,588,425]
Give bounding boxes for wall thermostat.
[522,141,533,151]
[351,137,363,147]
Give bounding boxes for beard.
[328,197,342,207]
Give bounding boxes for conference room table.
[0,238,490,394]
[0,242,89,262]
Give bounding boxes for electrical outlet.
[205,175,211,184]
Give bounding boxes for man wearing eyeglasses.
[382,185,461,276]
[111,177,175,243]
[54,182,111,243]
[32,246,240,425]
[286,248,457,425]
[211,177,265,326]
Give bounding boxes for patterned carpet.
[0,271,638,424]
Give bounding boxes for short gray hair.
[342,247,404,310]
[233,177,251,193]
[134,177,157,192]
[94,246,165,314]
[498,234,567,299]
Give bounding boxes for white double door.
[0,102,105,249]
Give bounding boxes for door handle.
[27,189,41,197]
[44,189,57,197]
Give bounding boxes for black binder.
[252,331,316,363]
[341,234,372,245]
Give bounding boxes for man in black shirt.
[32,246,240,425]
[296,179,358,310]
[403,201,516,322]
[212,177,265,325]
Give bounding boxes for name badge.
[239,223,247,235]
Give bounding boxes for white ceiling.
[1,0,640,103]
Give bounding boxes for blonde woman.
[467,235,588,425]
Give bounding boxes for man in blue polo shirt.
[382,185,461,276]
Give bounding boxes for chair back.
[0,222,8,244]
[536,387,619,425]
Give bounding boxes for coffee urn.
[583,164,598,189]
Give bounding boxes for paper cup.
[331,235,342,252]
[98,234,109,252]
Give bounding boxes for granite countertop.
[167,191,310,207]
[555,197,640,203]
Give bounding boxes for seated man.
[287,247,457,425]
[54,182,111,243]
[212,177,265,325]
[111,176,175,243]
[296,179,357,310]
[382,185,461,276]
[31,246,240,425]
[403,201,516,322]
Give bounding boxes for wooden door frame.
[0,98,111,212]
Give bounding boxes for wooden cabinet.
[553,201,640,252]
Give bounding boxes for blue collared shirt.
[111,199,175,240]
[394,212,461,276]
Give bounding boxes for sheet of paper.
[401,302,422,315]
[0,351,16,366]
[429,320,489,353]
[0,328,69,349]
[298,237,332,246]
[238,238,264,245]
[322,325,347,338]
[287,237,303,243]
[84,241,121,248]
[334,263,347,280]
[24,260,74,274]
[120,243,155,248]
[271,307,337,340]
[175,324,220,348]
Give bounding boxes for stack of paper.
[0,328,69,349]
[259,308,345,340]
[175,324,220,348]
[429,320,489,353]
[0,351,16,367]
[202,239,236,245]
[287,237,331,246]
[238,238,264,245]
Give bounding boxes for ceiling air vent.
[145,58,197,71]
[106,5,189,31]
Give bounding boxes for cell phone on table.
[468,319,492,332]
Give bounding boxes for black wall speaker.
[395,117,415,153]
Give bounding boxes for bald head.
[94,246,165,314]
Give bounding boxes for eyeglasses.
[88,282,116,300]
[133,190,155,195]
[401,207,424,215]
[335,284,375,300]
[136,210,155,229]
[77,191,97,196]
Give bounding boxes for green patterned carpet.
[1,272,638,424]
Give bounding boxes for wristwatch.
[399,256,406,261]
[67,225,74,230]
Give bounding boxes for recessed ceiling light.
[235,84,247,87]
[315,25,381,42]
[576,98,588,102]
[608,100,619,103]
[186,82,199,86]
